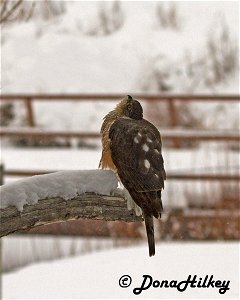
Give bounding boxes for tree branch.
[0,193,143,237]
[0,0,23,24]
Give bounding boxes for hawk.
[99,95,166,256]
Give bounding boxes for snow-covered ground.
[2,242,239,299]
[2,235,135,273]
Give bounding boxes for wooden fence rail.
[0,127,239,142]
[1,93,239,101]
[1,93,239,129]
[3,169,240,181]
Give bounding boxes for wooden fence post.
[0,163,3,185]
[167,98,180,148]
[24,97,35,127]
[168,98,178,126]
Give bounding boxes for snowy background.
[1,1,239,131]
[1,1,239,299]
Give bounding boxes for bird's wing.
[109,118,166,192]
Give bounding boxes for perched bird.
[99,95,166,256]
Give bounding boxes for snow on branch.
[0,170,143,237]
[0,170,119,211]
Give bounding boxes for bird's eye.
[127,104,132,111]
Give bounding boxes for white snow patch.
[0,170,118,211]
[2,235,130,273]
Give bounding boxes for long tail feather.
[143,212,155,257]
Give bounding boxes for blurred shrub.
[205,21,238,86]
[0,0,66,24]
[0,103,15,126]
[156,2,180,30]
[86,1,124,36]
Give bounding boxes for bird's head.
[101,95,143,135]
[115,95,143,120]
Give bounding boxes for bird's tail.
[143,212,155,257]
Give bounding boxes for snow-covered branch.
[0,193,142,237]
[0,170,143,237]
